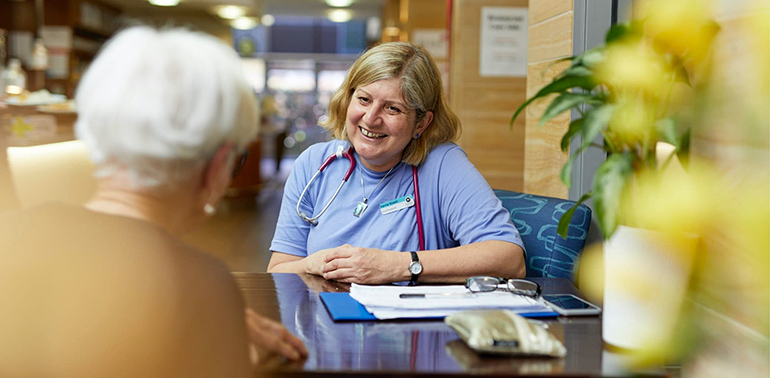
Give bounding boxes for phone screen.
[543,294,594,309]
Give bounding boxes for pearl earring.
[204,203,216,216]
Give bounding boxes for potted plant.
[511,19,717,240]
[511,1,723,361]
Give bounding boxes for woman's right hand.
[245,308,307,364]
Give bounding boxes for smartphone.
[543,294,601,316]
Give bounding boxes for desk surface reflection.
[236,273,606,378]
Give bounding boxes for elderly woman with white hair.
[0,26,305,377]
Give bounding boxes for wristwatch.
[408,251,422,286]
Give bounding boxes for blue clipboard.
[319,292,559,321]
[320,292,377,321]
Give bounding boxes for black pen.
[399,292,473,298]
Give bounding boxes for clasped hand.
[308,244,405,284]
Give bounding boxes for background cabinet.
[42,0,121,97]
[0,0,120,98]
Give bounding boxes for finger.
[281,330,308,356]
[266,336,300,361]
[323,267,357,282]
[323,255,357,273]
[324,245,355,263]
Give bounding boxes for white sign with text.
[480,7,528,77]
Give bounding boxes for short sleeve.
[434,146,524,249]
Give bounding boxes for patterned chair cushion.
[494,189,592,282]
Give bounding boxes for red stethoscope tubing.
[297,146,425,252]
[412,165,424,252]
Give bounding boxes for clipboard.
[320,292,378,321]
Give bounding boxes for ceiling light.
[326,0,354,7]
[231,17,258,30]
[148,0,179,6]
[261,14,275,27]
[327,9,352,23]
[216,5,247,20]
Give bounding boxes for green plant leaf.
[677,127,691,169]
[557,193,593,238]
[592,153,633,238]
[511,74,597,127]
[605,21,643,45]
[540,93,603,126]
[656,118,679,147]
[511,96,538,127]
[605,23,631,44]
[561,118,585,152]
[580,104,614,151]
[573,47,605,67]
[562,65,594,77]
[560,153,576,188]
[559,144,588,188]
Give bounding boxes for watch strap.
[409,251,420,285]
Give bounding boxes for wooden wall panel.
[407,0,447,30]
[527,12,572,63]
[449,0,528,192]
[529,0,571,25]
[523,0,573,198]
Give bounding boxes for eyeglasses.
[465,276,542,298]
[232,150,249,178]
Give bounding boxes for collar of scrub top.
[295,143,425,252]
[296,144,355,226]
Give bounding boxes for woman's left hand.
[321,245,407,284]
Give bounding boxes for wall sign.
[479,7,528,77]
[412,29,448,59]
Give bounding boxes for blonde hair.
[321,42,460,166]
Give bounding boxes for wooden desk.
[234,273,647,378]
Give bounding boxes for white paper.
[350,284,552,320]
[479,7,528,77]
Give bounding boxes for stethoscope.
[296,144,426,251]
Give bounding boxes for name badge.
[379,195,415,215]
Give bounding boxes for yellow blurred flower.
[623,164,718,236]
[594,41,670,97]
[641,0,719,62]
[606,99,655,149]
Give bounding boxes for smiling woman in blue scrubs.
[268,42,525,285]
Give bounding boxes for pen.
[399,293,473,298]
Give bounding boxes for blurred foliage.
[512,0,719,239]
[520,0,769,374]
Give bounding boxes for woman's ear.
[202,143,235,206]
[415,111,434,137]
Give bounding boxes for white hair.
[75,26,258,188]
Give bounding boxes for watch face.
[409,262,422,275]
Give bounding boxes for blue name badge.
[379,195,415,215]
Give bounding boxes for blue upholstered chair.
[494,189,592,282]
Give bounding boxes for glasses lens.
[465,276,500,292]
[506,279,541,297]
